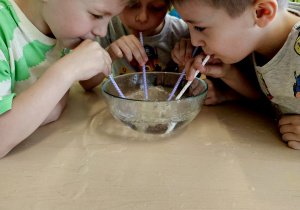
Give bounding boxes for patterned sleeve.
[0,38,15,115]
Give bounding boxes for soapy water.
[102,72,207,134]
[125,85,188,101]
[88,108,180,140]
[117,116,195,134]
[111,86,199,134]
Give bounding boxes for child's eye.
[92,14,103,19]
[151,6,165,11]
[194,26,205,32]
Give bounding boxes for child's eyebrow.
[184,18,204,24]
[95,8,113,16]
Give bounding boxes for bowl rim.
[101,72,208,102]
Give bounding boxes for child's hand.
[279,115,300,149]
[62,39,112,82]
[184,53,231,81]
[187,78,226,105]
[203,79,226,105]
[106,34,148,66]
[185,54,262,101]
[188,78,242,105]
[171,38,194,68]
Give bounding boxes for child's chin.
[62,40,82,50]
[129,28,145,37]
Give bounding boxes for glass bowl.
[101,72,207,134]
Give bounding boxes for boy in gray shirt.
[80,0,190,90]
[172,0,300,149]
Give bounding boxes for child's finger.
[171,49,183,66]
[193,54,212,70]
[99,51,112,76]
[279,115,300,127]
[287,141,300,149]
[104,52,112,75]
[131,38,148,66]
[204,80,217,105]
[109,43,126,59]
[119,35,148,66]
[113,35,147,65]
[281,132,297,142]
[118,40,136,61]
[204,97,218,106]
[178,39,188,61]
[279,124,295,135]
[189,54,206,74]
[184,58,198,81]
[171,42,180,61]
[133,35,148,60]
[184,41,193,63]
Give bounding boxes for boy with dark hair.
[172,0,300,149]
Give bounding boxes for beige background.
[1,83,300,210]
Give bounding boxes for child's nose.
[190,32,205,47]
[136,9,148,23]
[93,23,108,38]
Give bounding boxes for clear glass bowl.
[101,72,207,134]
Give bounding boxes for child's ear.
[254,0,277,27]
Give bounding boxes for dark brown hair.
[128,0,172,10]
[170,0,289,17]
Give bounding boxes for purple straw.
[108,75,125,98]
[139,32,148,100]
[167,47,199,101]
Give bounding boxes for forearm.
[221,65,263,100]
[223,86,244,102]
[41,90,69,125]
[0,60,74,158]
[79,73,105,91]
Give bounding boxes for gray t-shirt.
[97,14,189,76]
[253,2,300,117]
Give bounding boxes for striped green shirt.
[0,0,65,114]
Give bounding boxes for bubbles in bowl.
[125,86,182,101]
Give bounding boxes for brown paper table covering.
[1,82,300,210]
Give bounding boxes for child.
[0,0,136,158]
[171,0,300,149]
[80,0,190,91]
[172,38,261,105]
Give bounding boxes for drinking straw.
[167,46,199,101]
[139,32,148,100]
[165,55,210,134]
[108,75,126,99]
[175,55,210,100]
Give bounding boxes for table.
[1,82,300,210]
